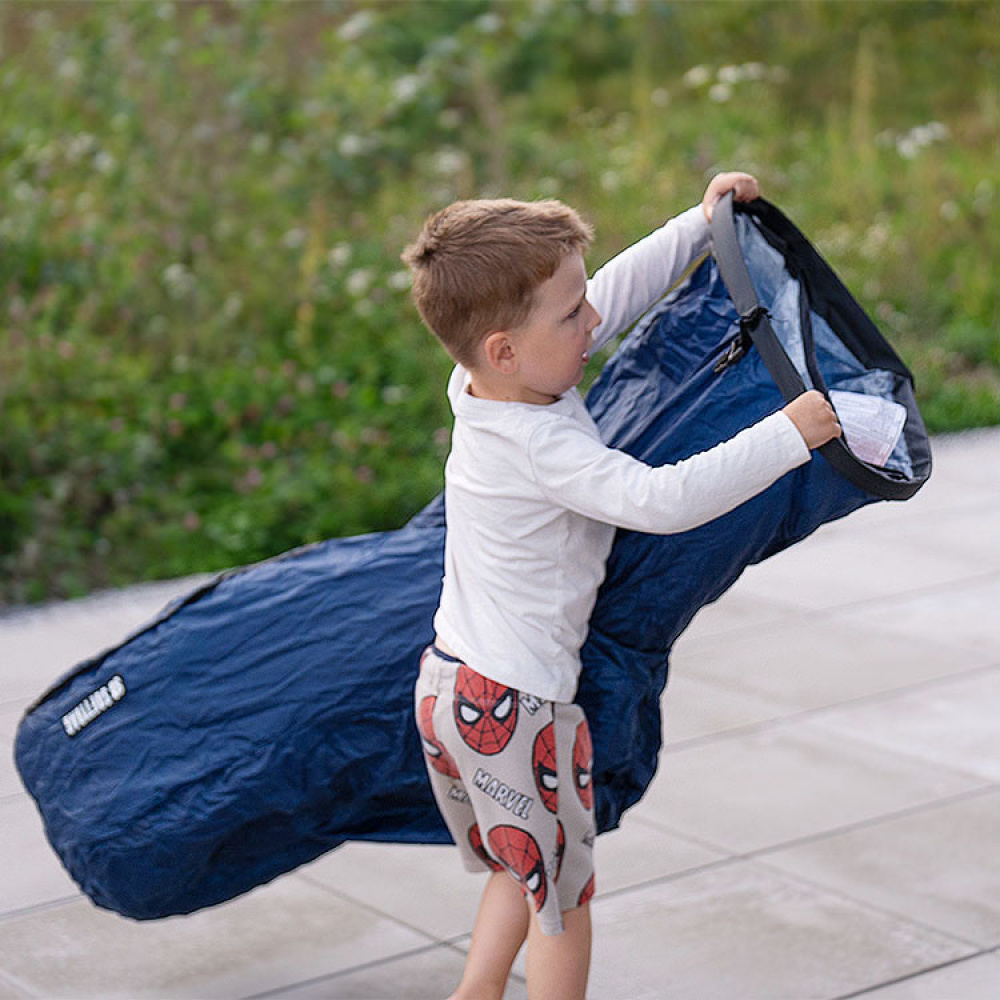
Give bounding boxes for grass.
[1,0,997,603]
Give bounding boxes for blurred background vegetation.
[1,0,997,604]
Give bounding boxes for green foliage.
[1,0,997,602]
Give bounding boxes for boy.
[403,173,840,1000]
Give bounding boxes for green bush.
[1,0,997,602]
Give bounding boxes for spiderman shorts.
[415,644,596,936]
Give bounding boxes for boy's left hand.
[701,172,760,222]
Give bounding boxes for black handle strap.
[710,191,921,500]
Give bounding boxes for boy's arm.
[586,205,709,354]
[528,398,840,536]
[587,172,761,354]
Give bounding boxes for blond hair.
[401,198,593,367]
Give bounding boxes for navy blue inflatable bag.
[15,196,931,919]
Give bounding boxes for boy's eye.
[566,306,581,320]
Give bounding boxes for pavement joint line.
[680,567,1000,648]
[0,893,82,926]
[240,938,454,1000]
[661,660,1000,756]
[0,965,37,999]
[751,855,989,955]
[831,945,1000,999]
[805,566,1000,619]
[833,496,1000,529]
[295,871,452,946]
[621,783,999,901]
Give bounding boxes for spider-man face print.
[553,820,565,881]
[468,823,504,872]
[416,695,460,779]
[488,825,547,911]
[573,720,593,810]
[533,723,559,813]
[454,665,518,755]
[578,873,595,907]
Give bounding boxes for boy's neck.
[467,370,559,406]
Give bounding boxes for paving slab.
[1,429,997,999]
[814,668,1000,782]
[300,816,724,943]
[826,571,1000,662]
[677,586,806,642]
[0,796,81,915]
[734,525,987,612]
[0,703,25,799]
[856,951,1000,999]
[670,612,976,715]
[266,945,528,1000]
[661,669,790,744]
[0,577,210,704]
[638,717,986,855]
[549,860,973,1000]
[763,788,1000,950]
[0,876,434,999]
[298,843,486,941]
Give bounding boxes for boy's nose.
[587,300,602,331]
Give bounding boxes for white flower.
[192,121,217,144]
[600,170,620,192]
[683,65,711,88]
[346,268,374,297]
[339,134,366,158]
[162,263,195,299]
[57,58,81,82]
[66,133,97,162]
[393,74,423,104]
[429,36,461,59]
[433,148,468,176]
[338,10,374,42]
[94,151,116,175]
[717,65,744,85]
[939,200,959,222]
[282,228,305,249]
[708,83,732,103]
[650,87,670,108]
[328,244,352,269]
[476,13,502,33]
[388,270,412,291]
[382,385,408,405]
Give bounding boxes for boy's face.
[508,252,602,405]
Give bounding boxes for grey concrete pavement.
[1,429,998,999]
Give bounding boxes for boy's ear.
[482,331,518,374]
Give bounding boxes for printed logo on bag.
[61,675,127,737]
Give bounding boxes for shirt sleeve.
[527,410,811,535]
[587,205,711,353]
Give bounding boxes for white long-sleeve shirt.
[433,206,810,702]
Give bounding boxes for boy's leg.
[524,901,591,1000]
[450,870,530,1000]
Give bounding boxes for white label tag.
[829,390,907,467]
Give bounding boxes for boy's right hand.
[782,390,842,449]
